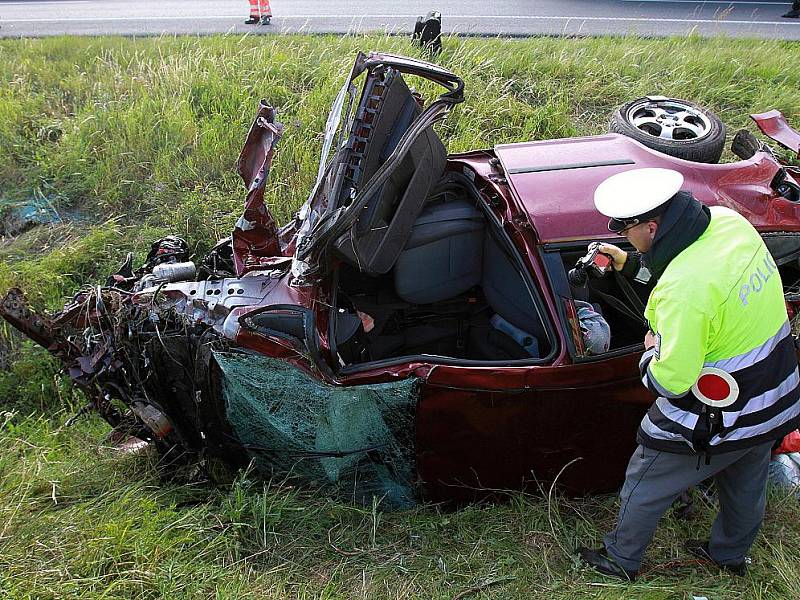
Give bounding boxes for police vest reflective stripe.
[637,206,800,454]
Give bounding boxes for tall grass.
[1,34,798,268]
[1,34,798,311]
[0,33,799,598]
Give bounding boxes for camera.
[568,242,614,287]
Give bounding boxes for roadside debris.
[0,195,62,237]
[412,11,442,55]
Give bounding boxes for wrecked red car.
[3,52,800,507]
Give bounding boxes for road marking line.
[0,14,795,25]
[621,0,788,4]
[1,1,89,4]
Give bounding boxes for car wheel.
[610,96,726,163]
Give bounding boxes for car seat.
[393,200,549,360]
[470,232,549,360]
[394,200,485,304]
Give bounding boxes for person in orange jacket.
[245,0,272,24]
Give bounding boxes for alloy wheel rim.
[625,99,713,141]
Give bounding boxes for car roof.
[494,133,789,244]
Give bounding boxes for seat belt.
[588,271,648,327]
[614,271,648,322]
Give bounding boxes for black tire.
[610,96,726,164]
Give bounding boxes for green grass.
[1,32,799,598]
[2,408,800,599]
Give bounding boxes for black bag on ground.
[412,11,442,54]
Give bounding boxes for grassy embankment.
[1,34,799,599]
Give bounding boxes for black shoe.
[783,9,800,18]
[244,17,259,24]
[260,15,271,24]
[577,547,638,581]
[684,539,747,576]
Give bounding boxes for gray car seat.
[466,232,549,359]
[481,233,548,343]
[333,68,447,275]
[393,199,549,359]
[394,200,485,304]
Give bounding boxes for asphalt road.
[0,0,799,39]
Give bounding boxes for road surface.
[0,0,799,39]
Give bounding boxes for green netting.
[214,351,419,508]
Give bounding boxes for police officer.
[577,168,800,580]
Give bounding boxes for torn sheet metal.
[751,109,800,156]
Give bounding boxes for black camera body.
[568,242,614,287]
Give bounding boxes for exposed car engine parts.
[1,279,242,472]
[106,235,196,292]
[197,237,236,281]
[144,235,190,270]
[151,261,197,284]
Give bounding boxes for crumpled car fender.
[751,109,800,156]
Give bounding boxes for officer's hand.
[644,330,656,350]
[596,243,627,271]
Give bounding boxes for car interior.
[558,246,651,352]
[319,63,800,369]
[332,171,554,366]
[321,66,553,367]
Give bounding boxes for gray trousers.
[604,441,773,572]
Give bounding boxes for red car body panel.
[752,110,800,155]
[494,134,800,244]
[232,103,286,275]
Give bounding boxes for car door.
[410,242,653,502]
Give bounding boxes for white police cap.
[594,168,684,232]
